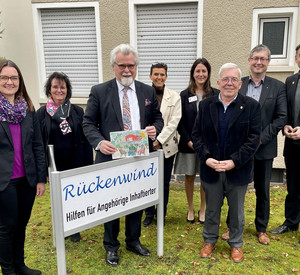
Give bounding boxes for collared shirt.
[218,93,238,112]
[116,80,141,130]
[246,75,265,102]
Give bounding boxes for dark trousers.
[283,145,300,229]
[0,177,36,274]
[253,158,273,232]
[144,154,175,218]
[103,210,143,252]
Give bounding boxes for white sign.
[60,157,159,231]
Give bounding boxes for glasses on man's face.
[115,63,136,70]
[0,75,19,83]
[221,77,240,85]
[250,57,270,63]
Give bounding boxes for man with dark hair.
[270,44,300,236]
[83,44,163,266]
[143,63,181,227]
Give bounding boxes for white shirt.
[116,80,141,130]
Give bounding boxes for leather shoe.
[143,216,154,227]
[71,232,81,242]
[126,242,150,256]
[200,243,215,258]
[198,210,205,224]
[257,232,270,245]
[221,228,230,241]
[231,247,244,263]
[106,251,119,267]
[269,224,298,234]
[15,265,42,275]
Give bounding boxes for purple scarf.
[0,93,27,124]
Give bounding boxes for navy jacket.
[177,87,219,153]
[192,93,261,185]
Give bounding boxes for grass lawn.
[24,183,299,274]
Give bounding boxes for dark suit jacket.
[192,93,261,185]
[239,76,287,160]
[284,72,300,155]
[0,110,47,192]
[177,87,219,153]
[36,104,93,170]
[83,78,164,163]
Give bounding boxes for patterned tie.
[122,87,132,130]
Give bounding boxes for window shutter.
[136,3,198,93]
[41,8,99,97]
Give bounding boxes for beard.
[120,73,134,86]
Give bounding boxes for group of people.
[0,42,299,274]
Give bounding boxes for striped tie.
[122,87,132,130]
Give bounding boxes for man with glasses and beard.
[83,44,163,267]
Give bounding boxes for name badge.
[188,96,197,103]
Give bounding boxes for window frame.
[32,2,103,102]
[252,7,298,71]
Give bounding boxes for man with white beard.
[83,44,163,266]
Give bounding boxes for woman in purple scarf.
[0,59,47,275]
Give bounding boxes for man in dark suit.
[270,44,300,236]
[192,63,261,263]
[222,44,287,245]
[83,44,163,266]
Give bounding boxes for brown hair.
[0,59,34,111]
[187,58,212,99]
[44,72,72,99]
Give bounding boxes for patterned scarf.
[0,93,28,124]
[46,97,72,135]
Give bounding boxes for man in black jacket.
[270,44,300,236]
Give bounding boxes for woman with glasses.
[0,59,47,275]
[36,72,93,242]
[174,58,219,224]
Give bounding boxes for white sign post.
[48,146,164,275]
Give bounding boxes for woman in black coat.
[0,60,47,275]
[174,58,218,224]
[37,72,93,242]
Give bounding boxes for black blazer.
[83,78,164,163]
[239,76,287,160]
[284,72,300,155]
[36,104,93,170]
[177,87,219,153]
[0,110,47,191]
[192,93,261,185]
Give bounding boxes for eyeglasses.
[250,57,270,63]
[0,75,19,83]
[221,77,240,85]
[115,63,136,70]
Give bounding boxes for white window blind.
[136,3,198,93]
[41,8,99,97]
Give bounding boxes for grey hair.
[110,44,140,66]
[249,44,271,60]
[218,63,242,79]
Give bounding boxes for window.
[32,2,102,99]
[129,0,203,93]
[252,7,298,68]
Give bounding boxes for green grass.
[24,184,300,274]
